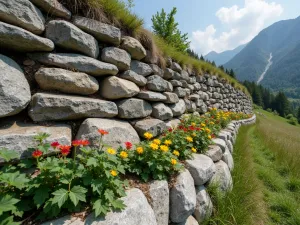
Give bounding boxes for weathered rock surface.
[101,47,131,71]
[29,93,118,121]
[133,118,166,137]
[0,0,45,34]
[117,98,152,119]
[173,216,198,225]
[119,70,147,86]
[212,138,227,153]
[28,53,118,76]
[30,0,71,19]
[147,75,171,92]
[35,68,99,95]
[73,16,121,45]
[163,92,179,104]
[186,154,216,185]
[0,54,31,118]
[149,180,169,225]
[222,147,234,171]
[85,189,157,225]
[100,76,139,100]
[209,160,233,192]
[170,169,196,223]
[171,62,182,73]
[45,20,99,58]
[41,215,83,225]
[152,103,173,121]
[137,91,167,102]
[164,68,174,80]
[0,22,54,52]
[170,99,186,116]
[76,118,140,150]
[131,60,153,76]
[194,186,213,223]
[150,64,164,77]
[205,145,223,162]
[0,122,71,160]
[121,36,146,60]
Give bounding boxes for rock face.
[117,98,152,119]
[121,36,147,60]
[212,138,227,153]
[45,20,99,58]
[0,122,71,160]
[28,93,118,121]
[137,91,167,102]
[0,0,45,34]
[0,54,31,118]
[170,169,196,223]
[28,53,118,76]
[186,154,216,186]
[30,0,71,19]
[131,60,153,76]
[163,92,179,104]
[85,188,157,225]
[41,215,83,225]
[170,99,186,116]
[194,186,213,223]
[209,160,233,192]
[133,118,166,137]
[174,216,199,225]
[151,103,173,121]
[0,22,54,52]
[100,76,139,100]
[149,180,169,225]
[76,118,140,150]
[73,16,121,45]
[119,70,147,86]
[101,47,131,71]
[35,68,99,95]
[222,147,234,171]
[205,145,223,162]
[147,75,171,92]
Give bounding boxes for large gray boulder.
[85,189,157,225]
[164,68,174,80]
[131,60,153,76]
[28,53,118,76]
[76,118,140,150]
[100,76,139,100]
[121,36,146,60]
[212,138,227,153]
[169,99,186,116]
[35,68,99,95]
[137,91,167,102]
[173,216,198,225]
[147,75,171,92]
[222,147,234,171]
[171,62,182,73]
[209,160,233,192]
[101,47,131,71]
[170,169,196,223]
[117,98,152,119]
[0,0,45,34]
[205,145,223,162]
[45,20,99,58]
[73,16,121,45]
[0,22,54,52]
[133,118,166,137]
[194,186,213,223]
[163,92,179,104]
[0,122,71,160]
[174,87,187,98]
[0,55,31,118]
[151,103,173,121]
[29,93,118,121]
[30,0,71,19]
[186,154,216,186]
[119,70,147,86]
[149,180,169,225]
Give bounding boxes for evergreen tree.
[273,92,291,117]
[187,49,199,60]
[229,69,236,79]
[297,107,300,123]
[252,86,264,107]
[219,65,225,71]
[152,7,190,52]
[211,61,216,67]
[200,55,204,61]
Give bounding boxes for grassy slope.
[207,109,300,225]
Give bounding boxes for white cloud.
[191,0,283,55]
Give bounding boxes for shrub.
[286,114,294,120]
[273,110,279,116]
[267,108,272,112]
[288,117,298,126]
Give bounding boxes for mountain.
[225,16,300,99]
[204,44,246,65]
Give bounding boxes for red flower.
[60,145,71,156]
[178,125,184,130]
[125,142,132,150]
[168,128,173,132]
[98,129,109,135]
[211,134,216,139]
[188,126,195,131]
[72,140,82,147]
[81,140,90,146]
[51,142,60,148]
[32,150,43,159]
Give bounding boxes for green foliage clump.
[297,107,300,123]
[288,117,298,126]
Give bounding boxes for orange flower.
[32,150,43,159]
[81,140,90,146]
[98,129,109,135]
[60,145,71,156]
[72,140,82,147]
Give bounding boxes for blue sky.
[132,0,299,55]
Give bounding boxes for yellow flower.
[107,148,116,155]
[201,123,206,127]
[208,135,212,139]
[164,140,172,146]
[136,147,144,154]
[150,142,159,150]
[160,145,169,152]
[173,150,180,156]
[171,159,177,165]
[120,151,128,159]
[191,122,196,126]
[144,132,153,140]
[110,170,117,177]
[186,136,193,142]
[205,128,211,134]
[210,121,215,125]
[192,132,197,137]
[191,147,197,153]
[153,139,161,145]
